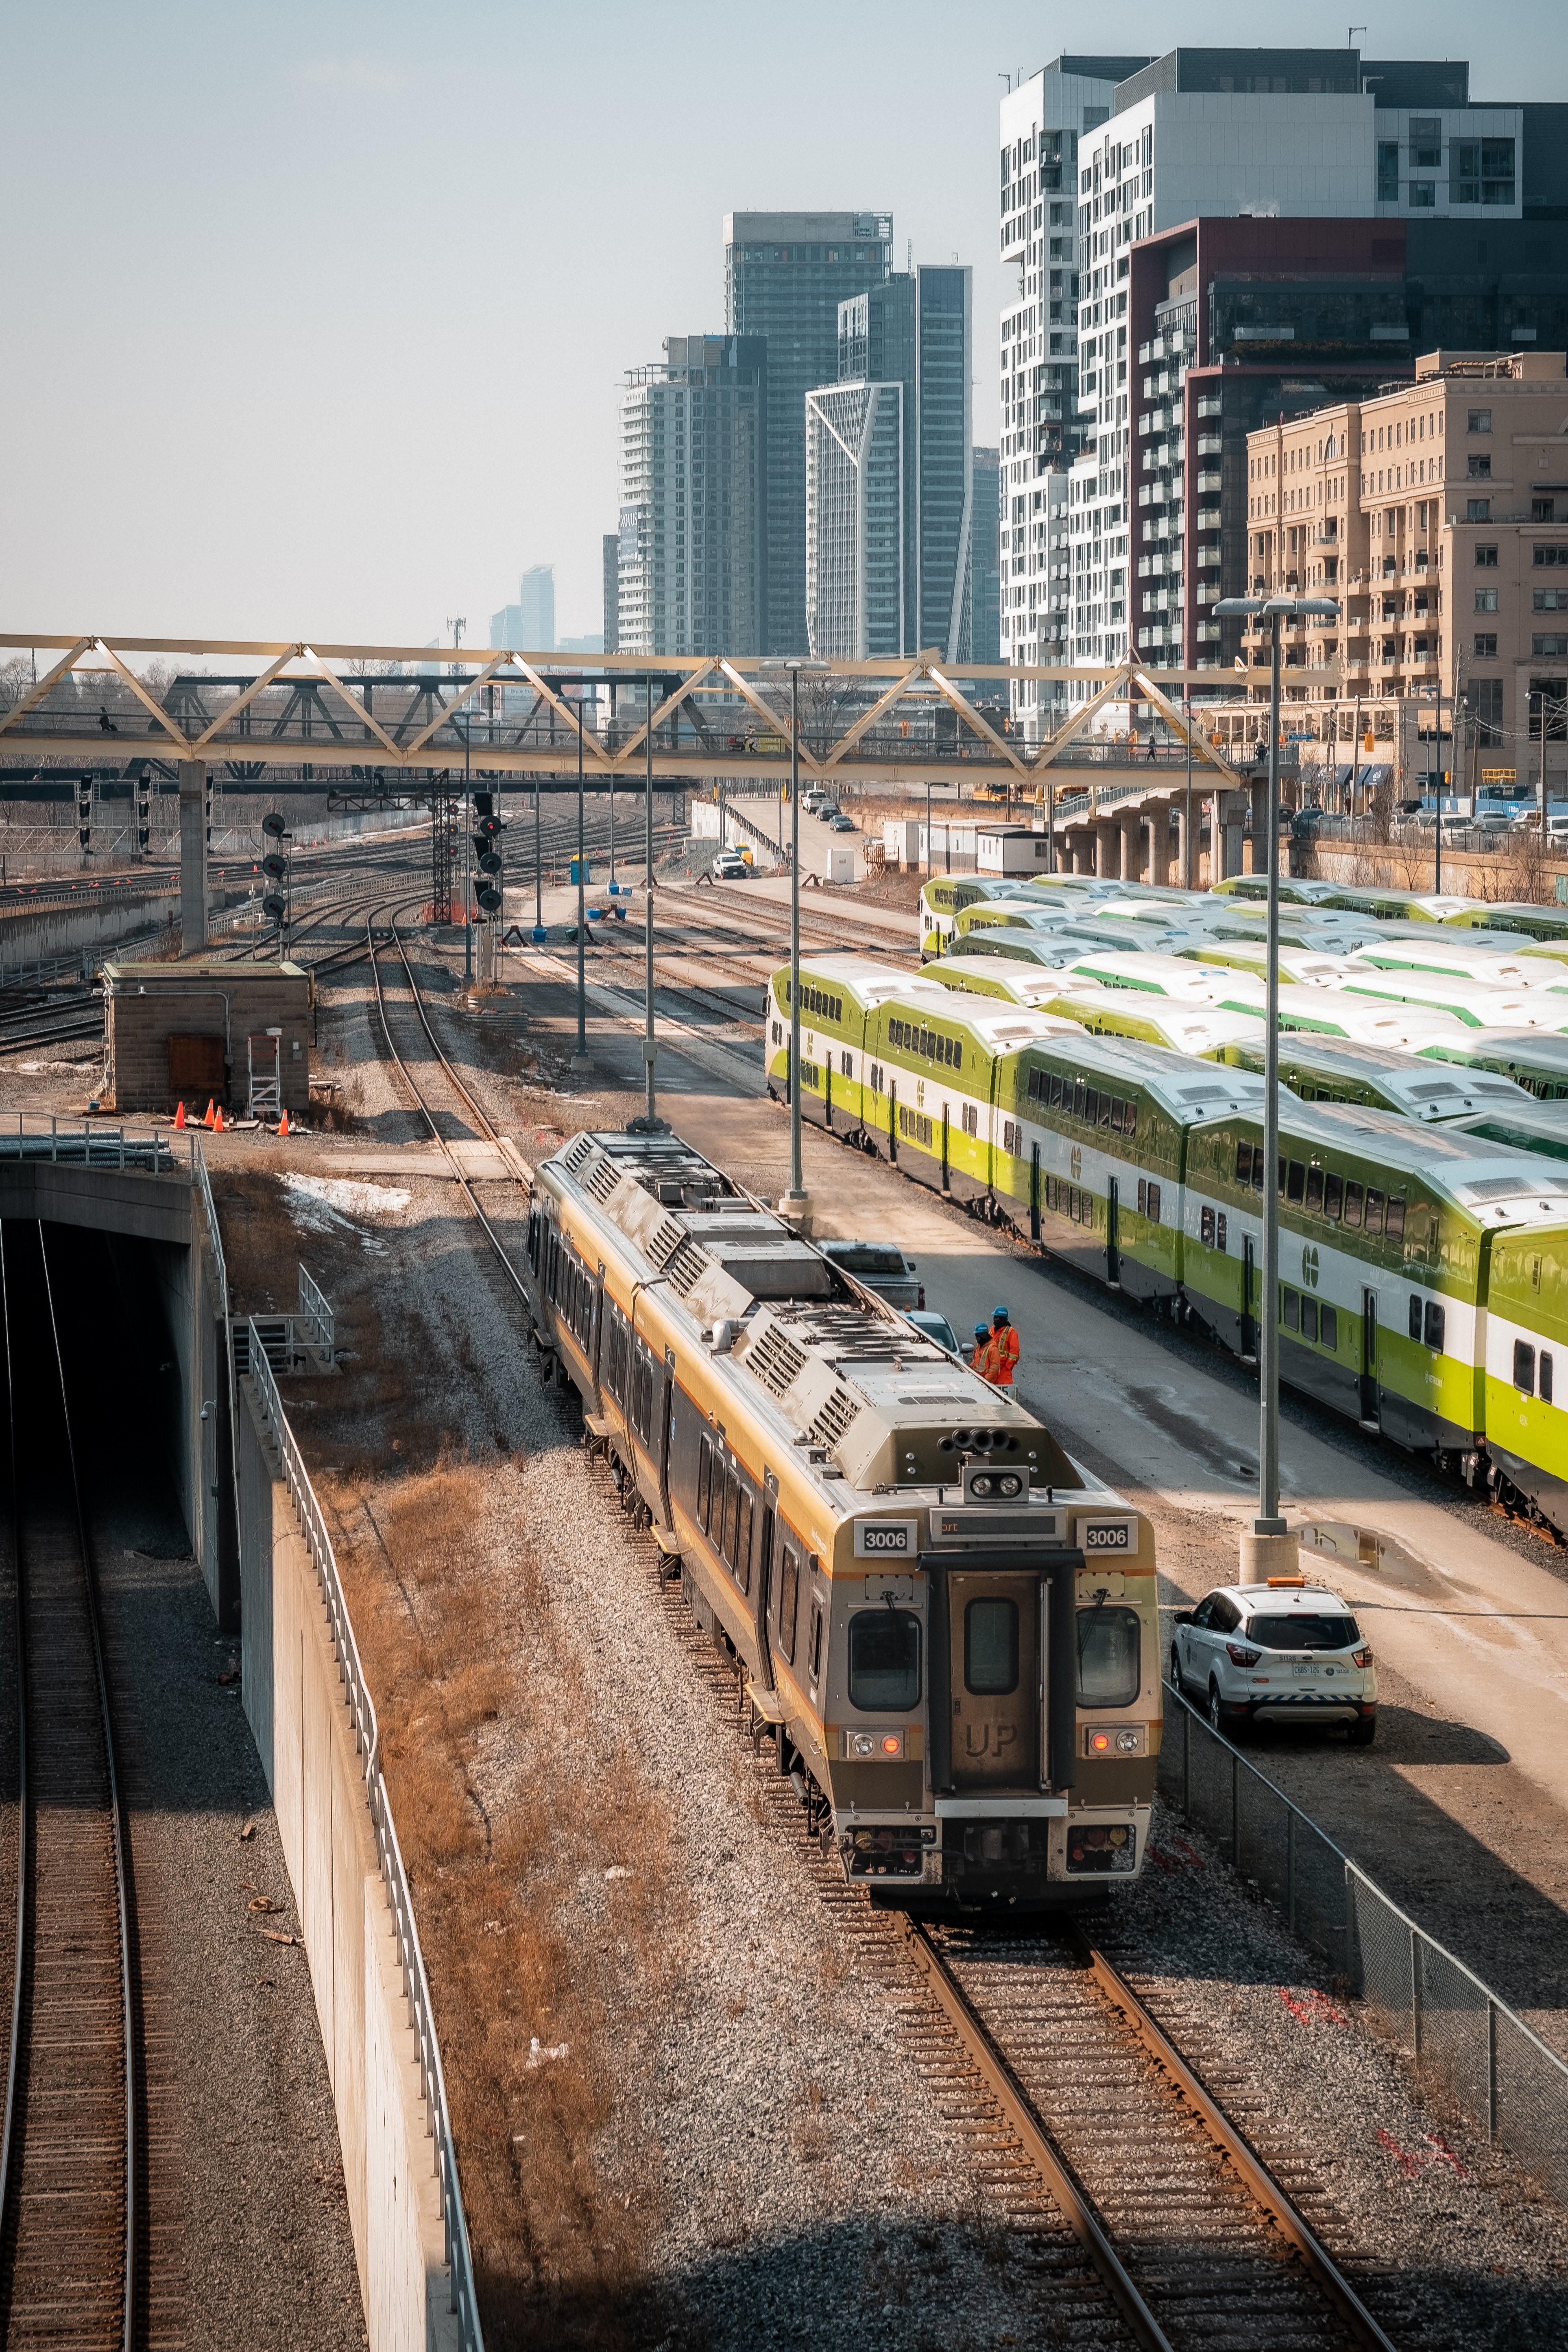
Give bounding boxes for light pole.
[627,671,666,1135]
[532,773,544,944]
[1183,690,1193,891]
[459,714,473,983]
[761,655,829,1224]
[569,684,591,1073]
[1216,594,1339,1584]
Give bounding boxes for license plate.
[1292,1664,1317,1678]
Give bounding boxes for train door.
[948,1570,1039,1789]
[1107,1177,1121,1288]
[1359,1288,1380,1426]
[754,1474,778,1689]
[1030,1141,1041,1243]
[825,1054,833,1128]
[941,1104,951,1192]
[889,1080,898,1163]
[657,1345,676,1526]
[1242,1235,1257,1361]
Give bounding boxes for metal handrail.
[246,1324,483,2350]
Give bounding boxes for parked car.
[1170,1579,1376,1743]
[816,1238,923,1310]
[828,813,858,833]
[710,852,751,880]
[905,1307,961,1356]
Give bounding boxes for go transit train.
[768,953,1568,1537]
[524,1126,1160,1907]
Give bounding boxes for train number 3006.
[861,1525,912,1553]
[1082,1521,1133,1551]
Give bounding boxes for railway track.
[0,1220,140,2346]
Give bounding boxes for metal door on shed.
[168,1033,225,1099]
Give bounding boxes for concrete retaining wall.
[238,1382,460,2352]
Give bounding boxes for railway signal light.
[262,892,287,922]
[475,813,503,840]
[135,770,150,852]
[77,772,92,853]
[261,852,287,882]
[474,882,503,914]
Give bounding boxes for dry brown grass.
[325,1450,692,2350]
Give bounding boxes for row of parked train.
[767,868,1568,1538]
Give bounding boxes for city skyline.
[4,2,1565,647]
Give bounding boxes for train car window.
[1099,1093,1113,1129]
[1386,1197,1405,1241]
[1050,1073,1064,1108]
[848,1609,921,1709]
[1252,1151,1265,1194]
[1516,1340,1536,1394]
[547,1232,560,1300]
[734,1489,753,1593]
[1201,1205,1215,1247]
[1236,1139,1253,1185]
[1124,1100,1136,1139]
[841,1050,852,1078]
[808,1600,824,1682]
[1305,1167,1324,1213]
[1073,1077,1087,1119]
[1084,1087,1099,1126]
[1321,1305,1338,1350]
[1325,1173,1343,1220]
[1216,1213,1228,1252]
[1110,1096,1124,1134]
[1287,1161,1305,1205]
[964,1598,1019,1695]
[1077,1604,1141,1708]
[696,1436,712,1529]
[722,1471,740,1567]
[1409,1294,1423,1342]
[1148,1182,1162,1223]
[1302,1296,1319,1342]
[776,1545,800,1664]
[1425,1300,1445,1351]
[1343,1180,1364,1229]
[1282,1286,1300,1331]
[1365,1189,1385,1237]
[1543,1352,1555,1404]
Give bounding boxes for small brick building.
[103,959,312,1115]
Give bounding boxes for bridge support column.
[1248,777,1271,877]
[1220,792,1247,882]
[179,760,208,955]
[1094,821,1117,878]
[1148,805,1172,888]
[1119,817,1141,885]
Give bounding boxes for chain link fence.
[1160,1680,1568,2206]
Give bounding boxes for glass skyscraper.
[725,211,892,654]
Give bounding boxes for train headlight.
[996,1472,1023,1498]
[970,1473,995,1497]
[881,1734,902,1756]
[850,1732,876,1757]
[1088,1730,1112,1754]
[1115,1729,1141,1754]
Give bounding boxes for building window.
[1476,543,1499,567]
[1475,587,1499,612]
[1468,455,1492,479]
[1410,119,1443,168]
[1467,500,1492,523]
[1533,636,1568,659]
[1409,181,1436,208]
[1474,633,1498,658]
[1468,408,1492,434]
[1534,499,1558,524]
[1377,142,1400,201]
[1530,681,1568,741]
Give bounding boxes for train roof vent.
[560,1135,597,1176]
[582,1154,623,1205]
[663,1238,710,1298]
[741,1317,811,1398]
[805,1386,862,1451]
[645,1213,687,1269]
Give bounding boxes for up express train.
[523,1127,1159,1908]
[767,952,1568,1540]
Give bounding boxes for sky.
[2,0,1557,652]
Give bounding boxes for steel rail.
[0,1223,24,2270]
[0,1225,140,2350]
[1069,1924,1400,2352]
[364,905,531,1312]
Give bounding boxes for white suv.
[1171,1580,1377,1745]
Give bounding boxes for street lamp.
[761,655,829,1225]
[1215,594,1339,1584]
[627,670,667,1136]
[567,683,591,1073]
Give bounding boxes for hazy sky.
[3,1,1557,650]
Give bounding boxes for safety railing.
[231,1265,335,1375]
[0,1113,177,1172]
[246,1323,484,2352]
[1160,1680,1568,2206]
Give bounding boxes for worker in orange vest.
[968,1322,992,1376]
[987,1305,1020,1388]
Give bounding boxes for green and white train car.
[1218,1033,1533,1121]
[1445,901,1568,944]
[1346,936,1563,992]
[1418,1030,1568,1100]
[918,959,1261,1058]
[1179,1102,1568,1453]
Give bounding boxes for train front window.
[1245,1612,1360,1652]
[965,1598,1019,1695]
[848,1609,921,1710]
[1076,1604,1141,1708]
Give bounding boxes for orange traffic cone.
[213,1105,225,1133]
[203,1100,215,1129]
[173,1101,185,1130]
[278,1109,290,1137]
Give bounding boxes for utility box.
[102,958,312,1114]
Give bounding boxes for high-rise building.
[1062,48,1564,699]
[971,446,1001,667]
[997,56,1153,740]
[616,334,767,659]
[805,266,973,663]
[602,533,620,656]
[725,211,892,653]
[491,563,556,652]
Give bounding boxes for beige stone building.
[1232,349,1568,794]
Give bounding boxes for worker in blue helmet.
[968,1322,993,1376]
[988,1305,1020,1388]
